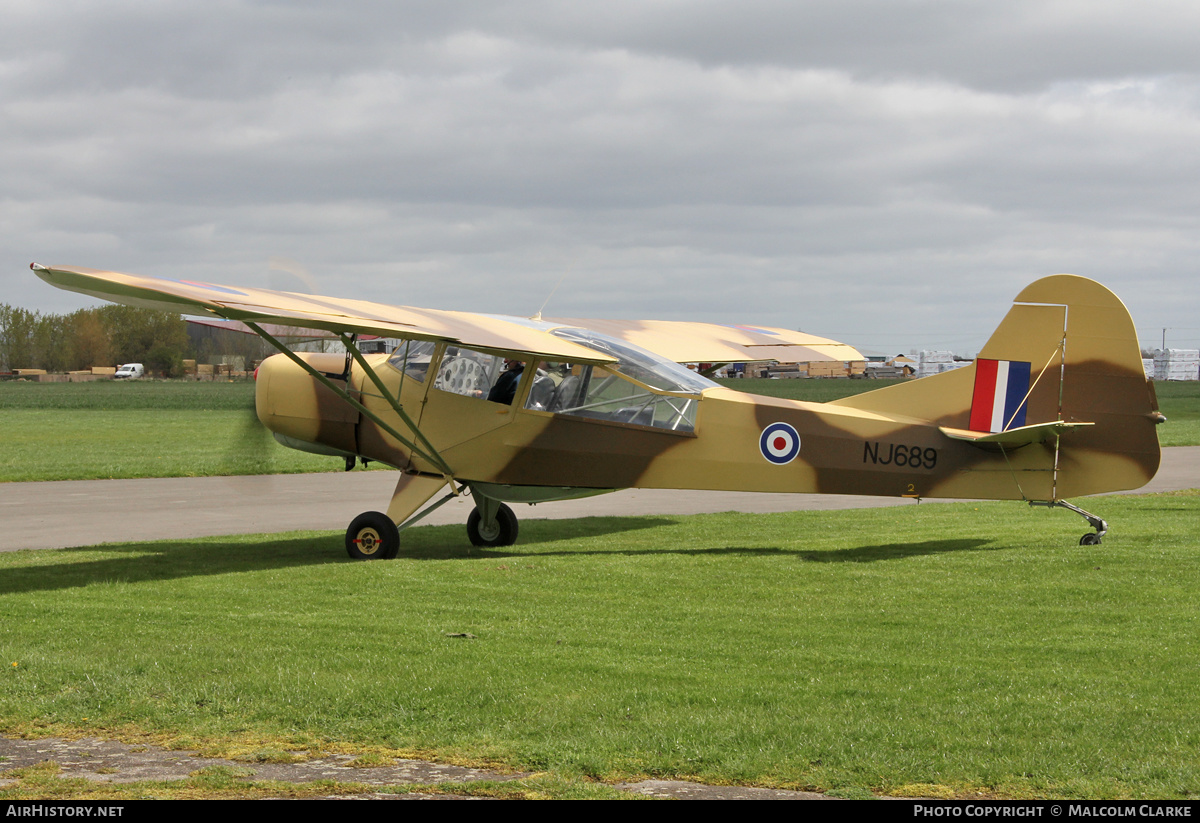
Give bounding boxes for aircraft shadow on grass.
[792,538,993,563]
[0,516,994,595]
[0,516,666,594]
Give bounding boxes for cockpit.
[386,327,717,433]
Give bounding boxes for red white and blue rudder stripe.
[969,359,1032,433]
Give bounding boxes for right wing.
[32,264,617,365]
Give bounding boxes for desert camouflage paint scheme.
[33,264,1161,557]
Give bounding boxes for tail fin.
[831,275,1161,499]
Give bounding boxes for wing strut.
[245,322,456,479]
[333,331,453,477]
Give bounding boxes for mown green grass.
[0,381,338,481]
[0,409,336,480]
[2,492,1198,799]
[0,379,258,410]
[1153,381,1200,447]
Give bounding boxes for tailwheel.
[346,511,400,560]
[1029,499,1108,546]
[466,503,519,548]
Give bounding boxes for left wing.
[550,317,862,365]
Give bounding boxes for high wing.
[32,264,615,364]
[547,317,862,366]
[33,264,860,367]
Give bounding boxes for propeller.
[220,383,276,476]
[268,256,320,294]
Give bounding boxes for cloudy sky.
[3,0,1199,355]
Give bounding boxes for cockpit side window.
[430,346,504,398]
[424,345,532,406]
[387,339,439,383]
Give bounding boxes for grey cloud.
[4,1,1199,354]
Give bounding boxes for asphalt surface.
[2,447,1197,552]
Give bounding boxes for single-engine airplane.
[32,264,1164,557]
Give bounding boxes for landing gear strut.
[1029,500,1109,546]
[342,485,522,559]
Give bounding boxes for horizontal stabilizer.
[939,420,1094,450]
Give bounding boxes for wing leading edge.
[31,264,615,364]
[32,264,861,367]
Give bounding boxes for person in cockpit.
[487,358,524,405]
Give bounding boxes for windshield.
[521,328,713,432]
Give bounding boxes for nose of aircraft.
[255,352,360,453]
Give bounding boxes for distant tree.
[33,315,69,373]
[1,303,198,375]
[66,308,112,370]
[100,305,190,368]
[145,342,185,378]
[0,304,39,371]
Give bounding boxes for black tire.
[1079,533,1101,546]
[466,504,519,547]
[346,511,400,560]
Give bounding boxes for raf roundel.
[760,422,801,465]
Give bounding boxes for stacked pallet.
[753,359,866,379]
[915,351,959,378]
[1153,349,1199,381]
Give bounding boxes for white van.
[114,363,145,380]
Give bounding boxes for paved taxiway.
[3,446,1197,552]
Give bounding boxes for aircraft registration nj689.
[32,264,1164,558]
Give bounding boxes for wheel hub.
[355,528,382,555]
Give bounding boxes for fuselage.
[255,337,1159,505]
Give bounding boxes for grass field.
[0,381,338,481]
[1,492,1199,799]
[1,377,1196,482]
[0,380,259,411]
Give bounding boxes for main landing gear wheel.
[466,503,519,548]
[346,511,400,560]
